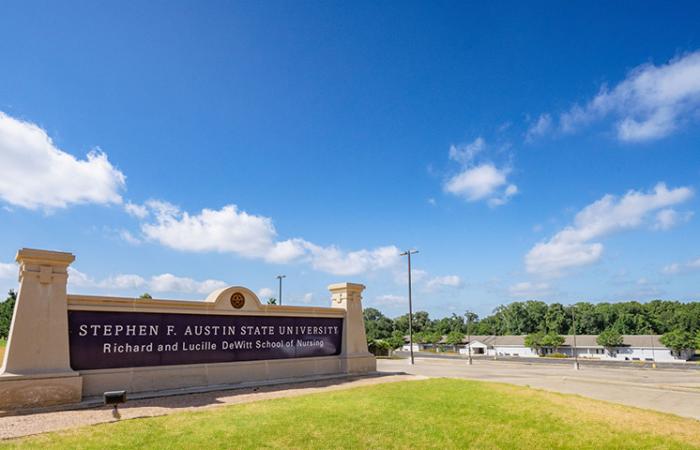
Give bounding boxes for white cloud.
[488,183,518,207]
[444,138,517,206]
[652,209,692,230]
[142,203,279,259]
[425,275,462,291]
[653,209,678,230]
[119,229,141,245]
[445,164,516,206]
[258,287,275,299]
[0,111,125,210]
[558,51,700,141]
[304,243,400,276]
[69,268,146,290]
[68,267,96,288]
[662,257,700,275]
[509,281,552,298]
[149,274,227,295]
[139,201,400,276]
[393,268,428,285]
[101,274,147,290]
[300,292,313,304]
[0,262,17,279]
[265,239,308,264]
[448,137,485,165]
[68,267,225,295]
[525,113,552,142]
[124,202,149,219]
[661,263,681,275]
[375,294,406,307]
[526,183,693,277]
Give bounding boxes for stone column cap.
[15,248,75,266]
[328,282,365,292]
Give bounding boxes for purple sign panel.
[68,311,343,370]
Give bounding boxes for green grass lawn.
[3,378,700,449]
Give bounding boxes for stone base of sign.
[80,355,349,397]
[342,354,377,374]
[0,372,82,410]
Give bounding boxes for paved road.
[378,357,700,420]
[394,350,700,370]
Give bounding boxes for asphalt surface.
[394,350,700,370]
[379,357,700,420]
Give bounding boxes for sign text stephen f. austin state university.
[68,311,343,370]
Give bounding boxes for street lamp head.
[276,275,286,280]
[400,249,419,256]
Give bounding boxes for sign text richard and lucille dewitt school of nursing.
[68,311,343,370]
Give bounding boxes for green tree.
[393,311,432,335]
[139,293,152,299]
[426,331,442,345]
[660,330,696,355]
[0,290,17,339]
[266,298,278,305]
[524,332,545,356]
[434,314,465,335]
[368,339,391,356]
[542,333,565,353]
[445,330,465,348]
[414,331,428,344]
[545,303,569,334]
[386,331,406,352]
[597,329,624,353]
[363,308,394,341]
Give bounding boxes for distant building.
[402,335,694,362]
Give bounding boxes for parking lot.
[378,357,700,420]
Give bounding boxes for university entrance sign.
[0,249,375,410]
[68,311,343,370]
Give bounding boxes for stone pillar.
[0,249,82,409]
[329,283,376,374]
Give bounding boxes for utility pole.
[276,275,286,305]
[466,310,473,365]
[572,306,580,370]
[651,334,656,369]
[400,249,418,365]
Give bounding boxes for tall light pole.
[400,249,418,365]
[276,275,286,305]
[465,310,473,365]
[572,305,579,370]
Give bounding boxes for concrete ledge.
[343,353,377,374]
[79,355,354,397]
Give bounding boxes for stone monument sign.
[0,248,376,410]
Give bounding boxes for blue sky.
[1,2,699,318]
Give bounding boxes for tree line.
[0,290,17,341]
[364,299,700,354]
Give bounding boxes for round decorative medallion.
[230,292,245,309]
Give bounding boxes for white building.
[453,335,693,362]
